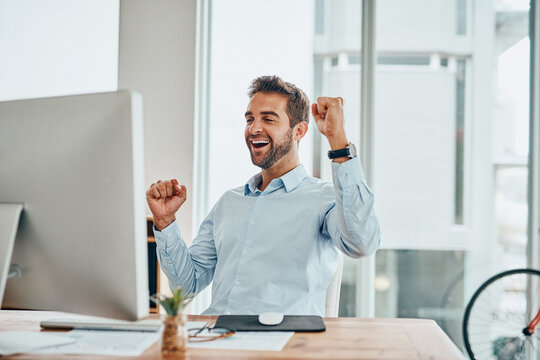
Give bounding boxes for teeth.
[252,140,269,144]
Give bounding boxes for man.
[146,75,380,316]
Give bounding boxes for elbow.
[340,203,381,258]
[340,227,381,259]
[168,276,197,296]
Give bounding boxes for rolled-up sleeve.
[322,157,381,258]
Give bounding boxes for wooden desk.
[0,310,464,359]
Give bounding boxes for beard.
[247,128,294,169]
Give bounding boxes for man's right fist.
[146,179,187,230]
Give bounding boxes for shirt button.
[250,220,254,225]
[167,234,171,238]
[235,280,241,286]
[242,249,248,255]
[226,311,231,315]
[260,195,265,199]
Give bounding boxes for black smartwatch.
[327,142,357,160]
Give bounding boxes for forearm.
[154,220,214,294]
[153,215,176,231]
[329,157,381,257]
[327,132,350,164]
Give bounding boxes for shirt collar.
[244,164,308,195]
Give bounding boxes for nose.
[248,119,263,135]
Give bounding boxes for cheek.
[272,130,288,142]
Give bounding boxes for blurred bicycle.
[463,268,540,360]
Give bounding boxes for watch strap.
[328,142,356,159]
[327,147,351,159]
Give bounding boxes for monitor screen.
[0,90,148,320]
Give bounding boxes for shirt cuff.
[153,219,181,251]
[331,157,366,188]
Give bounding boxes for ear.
[293,122,309,141]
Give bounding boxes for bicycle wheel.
[463,268,540,360]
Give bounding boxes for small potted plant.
[150,288,194,354]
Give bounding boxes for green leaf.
[150,287,194,316]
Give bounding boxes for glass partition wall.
[371,0,532,351]
[194,1,538,354]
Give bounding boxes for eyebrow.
[244,111,281,118]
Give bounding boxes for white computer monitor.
[0,90,148,320]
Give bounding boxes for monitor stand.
[0,203,23,304]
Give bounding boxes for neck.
[259,153,299,191]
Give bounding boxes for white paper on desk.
[187,321,294,351]
[0,331,76,356]
[28,330,160,356]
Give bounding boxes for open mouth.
[251,139,270,149]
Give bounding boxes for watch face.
[348,143,357,157]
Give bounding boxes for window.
[192,0,315,313]
[312,1,362,317]
[314,0,325,35]
[456,0,468,36]
[194,0,363,314]
[194,5,537,353]
[371,0,532,351]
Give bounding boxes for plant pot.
[161,313,187,354]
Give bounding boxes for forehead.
[246,92,288,115]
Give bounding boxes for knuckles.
[316,97,343,108]
[147,180,185,199]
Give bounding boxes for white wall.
[118,0,197,246]
[0,0,198,307]
[0,0,119,101]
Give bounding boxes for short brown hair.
[248,75,310,127]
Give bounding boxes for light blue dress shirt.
[154,157,380,315]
